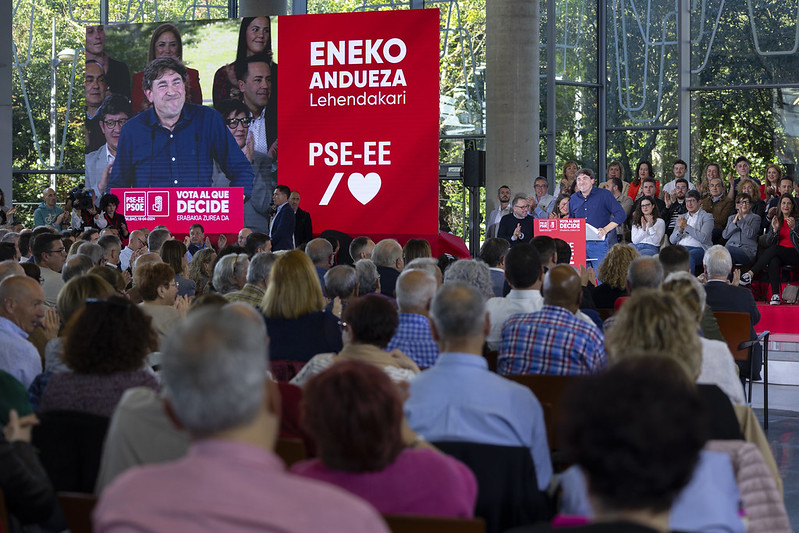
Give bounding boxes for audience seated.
[590,244,638,309]
[187,247,216,295]
[212,252,248,295]
[38,296,159,418]
[291,295,419,386]
[262,250,342,362]
[292,360,476,517]
[499,265,605,376]
[93,306,389,533]
[387,269,440,368]
[225,252,275,309]
[478,238,510,297]
[0,275,46,388]
[136,262,188,347]
[372,238,404,297]
[159,240,195,298]
[404,283,552,493]
[323,265,358,315]
[442,259,494,301]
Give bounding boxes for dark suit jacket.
[377,265,400,298]
[704,279,762,378]
[497,213,534,247]
[270,203,296,251]
[294,207,313,247]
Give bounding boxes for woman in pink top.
[291,360,477,518]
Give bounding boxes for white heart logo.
[347,172,382,205]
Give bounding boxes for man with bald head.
[237,227,253,248]
[120,229,147,272]
[0,276,46,387]
[349,236,375,262]
[499,264,606,376]
[387,269,439,368]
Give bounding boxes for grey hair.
[213,253,248,294]
[396,269,437,311]
[627,256,664,291]
[430,282,486,340]
[61,254,94,283]
[305,238,333,265]
[405,257,440,279]
[443,259,494,301]
[147,228,171,253]
[98,234,122,254]
[77,242,105,265]
[355,259,380,295]
[247,252,276,285]
[663,271,707,313]
[161,307,267,438]
[702,245,732,278]
[371,239,402,268]
[324,265,358,299]
[0,232,20,244]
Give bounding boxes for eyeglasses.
[46,247,66,255]
[737,200,751,205]
[640,203,653,208]
[102,118,128,129]
[514,204,529,210]
[225,117,252,128]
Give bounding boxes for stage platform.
[756,304,799,336]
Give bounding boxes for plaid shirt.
[499,305,606,376]
[224,283,265,309]
[387,313,440,368]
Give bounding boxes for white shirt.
[680,211,705,248]
[119,246,135,272]
[697,337,746,405]
[250,107,268,155]
[485,289,545,349]
[0,317,42,388]
[486,205,511,238]
[662,179,696,196]
[631,218,665,247]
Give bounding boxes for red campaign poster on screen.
[111,187,244,234]
[278,10,440,240]
[536,218,587,267]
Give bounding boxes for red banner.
[111,187,244,233]
[278,10,440,239]
[536,218,587,267]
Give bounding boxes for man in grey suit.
[84,93,131,204]
[669,190,714,274]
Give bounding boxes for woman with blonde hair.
[605,289,742,440]
[762,164,782,201]
[736,178,767,231]
[262,250,342,361]
[187,247,216,295]
[591,244,639,309]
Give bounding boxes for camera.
[68,184,94,211]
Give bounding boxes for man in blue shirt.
[387,269,439,368]
[404,282,552,492]
[107,57,253,197]
[569,167,626,268]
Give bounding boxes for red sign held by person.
[536,218,587,267]
[278,10,440,241]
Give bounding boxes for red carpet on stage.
[756,304,799,336]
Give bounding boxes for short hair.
[404,258,441,282]
[641,177,657,187]
[608,177,623,191]
[19,263,40,282]
[627,256,663,290]
[161,307,268,438]
[531,235,556,264]
[274,184,291,197]
[349,236,373,262]
[430,282,486,341]
[323,265,357,299]
[354,259,380,295]
[0,260,23,282]
[0,243,16,261]
[498,185,511,195]
[504,244,542,288]
[371,239,402,268]
[147,228,171,253]
[511,193,528,207]
[189,223,205,234]
[142,57,187,92]
[0,232,19,244]
[80,228,100,242]
[779,176,795,188]
[301,360,404,472]
[658,245,690,276]
[98,194,120,213]
[703,245,733,278]
[605,289,702,379]
[57,274,116,325]
[244,232,269,257]
[88,265,127,292]
[442,259,493,301]
[212,253,248,295]
[395,269,437,311]
[306,238,334,265]
[215,98,250,119]
[478,238,510,268]
[63,296,157,373]
[61,254,94,283]
[662,271,706,322]
[673,159,687,169]
[675,178,689,188]
[343,294,398,347]
[246,252,276,284]
[561,357,706,513]
[735,156,750,165]
[31,233,63,264]
[554,238,572,264]
[402,239,432,263]
[77,242,104,265]
[97,234,121,255]
[234,52,270,82]
[576,167,595,181]
[597,244,639,290]
[18,233,33,257]
[261,250,325,319]
[137,262,176,301]
[97,93,132,122]
[160,240,187,276]
[686,189,702,202]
